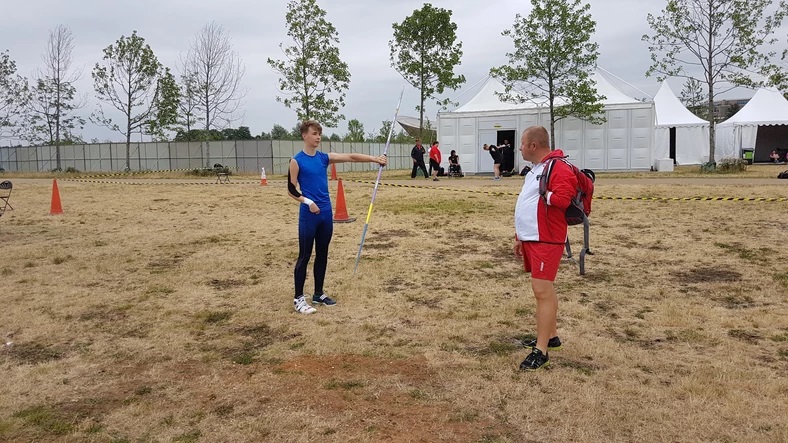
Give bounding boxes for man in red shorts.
[513,126,578,371]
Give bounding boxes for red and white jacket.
[514,150,578,244]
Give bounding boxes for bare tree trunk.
[182,21,246,167]
[32,25,82,170]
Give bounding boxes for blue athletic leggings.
[294,207,333,298]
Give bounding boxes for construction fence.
[0,140,415,175]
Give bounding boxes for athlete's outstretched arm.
[329,152,387,166]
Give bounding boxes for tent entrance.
[669,127,677,164]
[497,130,516,174]
[754,125,788,162]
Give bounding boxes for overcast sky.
[2,0,786,144]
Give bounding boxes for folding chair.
[213,164,230,183]
[564,214,593,275]
[0,180,12,216]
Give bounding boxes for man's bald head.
[523,126,549,149]
[519,126,551,163]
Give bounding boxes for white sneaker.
[294,296,316,314]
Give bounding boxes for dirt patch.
[274,354,510,442]
[2,342,66,365]
[672,266,742,284]
[207,278,246,290]
[375,229,414,241]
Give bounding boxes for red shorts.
[521,242,563,281]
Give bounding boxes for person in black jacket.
[484,143,502,180]
[410,139,429,179]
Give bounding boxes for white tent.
[653,81,709,165]
[716,88,788,162]
[438,70,655,174]
[396,116,436,137]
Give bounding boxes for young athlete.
[288,120,387,314]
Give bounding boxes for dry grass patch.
[0,176,786,442]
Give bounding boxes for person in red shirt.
[513,126,578,371]
[429,141,442,181]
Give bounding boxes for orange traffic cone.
[50,178,63,215]
[260,167,268,186]
[330,163,338,181]
[333,178,355,223]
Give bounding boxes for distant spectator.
[429,141,442,181]
[449,150,463,177]
[769,150,780,163]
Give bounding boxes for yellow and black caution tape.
[57,177,787,202]
[61,178,261,186]
[345,179,788,202]
[72,167,231,179]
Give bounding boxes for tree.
[389,3,465,140]
[679,77,709,120]
[91,31,180,171]
[268,0,351,128]
[725,103,741,119]
[329,133,341,142]
[643,0,786,163]
[374,120,394,143]
[270,124,290,140]
[343,118,364,142]
[491,0,604,149]
[220,126,253,140]
[181,21,246,167]
[0,50,28,139]
[175,71,202,135]
[23,25,85,168]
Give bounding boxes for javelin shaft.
[353,87,405,274]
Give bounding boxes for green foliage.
[491,0,604,149]
[389,4,465,139]
[270,124,292,140]
[716,158,748,173]
[643,0,786,160]
[0,50,29,138]
[175,72,202,134]
[173,126,254,142]
[174,128,223,142]
[268,0,350,127]
[680,78,710,120]
[344,118,364,142]
[91,31,180,171]
[25,78,84,146]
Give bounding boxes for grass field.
[1,166,787,442]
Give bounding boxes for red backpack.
[538,157,595,225]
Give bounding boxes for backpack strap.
[538,156,571,200]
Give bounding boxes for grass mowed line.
[0,177,786,442]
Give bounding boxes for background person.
[410,138,429,179]
[484,144,502,180]
[449,150,463,177]
[429,141,442,181]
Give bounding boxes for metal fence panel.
[0,140,415,173]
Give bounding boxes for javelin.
[353,86,405,274]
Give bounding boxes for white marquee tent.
[437,71,655,174]
[716,88,788,162]
[653,81,709,165]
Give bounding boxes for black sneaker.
[522,336,562,351]
[519,347,549,371]
[312,293,336,306]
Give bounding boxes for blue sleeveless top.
[294,150,331,211]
